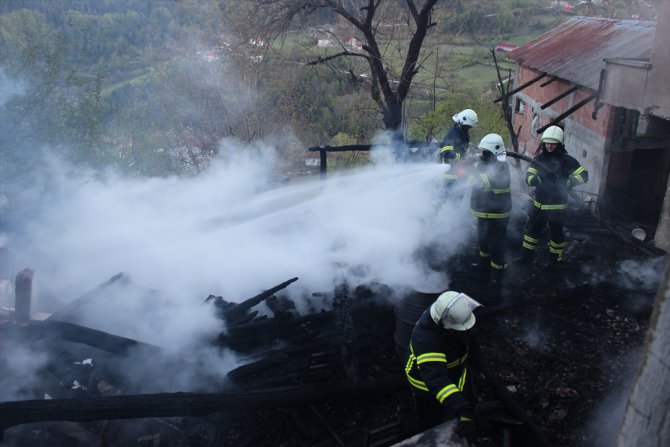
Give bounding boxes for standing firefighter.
[520,126,588,263]
[468,134,511,291]
[405,291,482,443]
[439,109,478,198]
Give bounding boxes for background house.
[506,3,670,251]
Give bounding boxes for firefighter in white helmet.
[467,133,511,294]
[438,109,479,199]
[520,125,588,264]
[404,291,482,442]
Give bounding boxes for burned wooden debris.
[0,215,665,446]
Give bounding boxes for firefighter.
[520,125,588,263]
[467,134,511,291]
[405,291,482,442]
[439,109,478,199]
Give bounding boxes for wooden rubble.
[0,269,576,445]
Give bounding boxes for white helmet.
[452,109,478,127]
[429,291,482,331]
[541,126,564,144]
[478,133,506,159]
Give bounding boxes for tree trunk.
[615,259,670,446]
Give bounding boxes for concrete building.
[506,1,670,251]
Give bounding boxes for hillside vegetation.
[0,0,659,196]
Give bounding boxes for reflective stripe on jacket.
[404,310,471,416]
[439,125,470,165]
[468,158,512,218]
[525,147,588,208]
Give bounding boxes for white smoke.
[0,343,50,402]
[0,68,27,107]
[1,140,477,396]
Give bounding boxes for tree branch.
[305,51,370,66]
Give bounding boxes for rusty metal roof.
[507,16,655,90]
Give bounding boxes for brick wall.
[511,66,614,198]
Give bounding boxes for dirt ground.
[200,210,665,447]
[0,210,666,447]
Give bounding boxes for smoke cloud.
[1,139,480,395]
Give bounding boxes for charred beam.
[308,144,373,152]
[536,94,597,134]
[493,72,547,103]
[0,377,405,439]
[540,85,579,110]
[540,76,558,87]
[49,273,124,322]
[477,355,553,447]
[14,268,34,323]
[223,277,298,325]
[24,319,163,356]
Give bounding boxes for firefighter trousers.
[477,217,508,270]
[522,208,566,260]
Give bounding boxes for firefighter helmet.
[541,126,564,144]
[452,109,479,127]
[429,291,482,331]
[478,133,506,156]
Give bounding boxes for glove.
[454,408,477,443]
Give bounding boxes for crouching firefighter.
[520,125,588,264]
[405,291,482,443]
[467,134,511,291]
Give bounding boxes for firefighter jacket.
[439,124,470,165]
[405,310,471,418]
[525,146,588,210]
[468,157,512,219]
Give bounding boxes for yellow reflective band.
[443,174,459,180]
[522,241,537,250]
[534,201,568,210]
[440,145,454,153]
[447,353,467,368]
[437,384,459,403]
[550,240,567,248]
[458,368,468,391]
[526,175,538,186]
[572,166,585,175]
[523,234,539,243]
[491,261,506,270]
[470,210,511,219]
[405,344,417,374]
[455,153,461,161]
[549,246,565,254]
[492,187,511,194]
[528,167,538,174]
[479,173,490,190]
[406,374,429,391]
[479,251,490,258]
[417,352,447,364]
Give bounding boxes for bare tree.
[248,0,440,136]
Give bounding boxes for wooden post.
[14,268,34,323]
[320,149,328,179]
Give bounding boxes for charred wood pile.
[0,207,667,446]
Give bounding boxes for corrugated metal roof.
[507,16,655,90]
